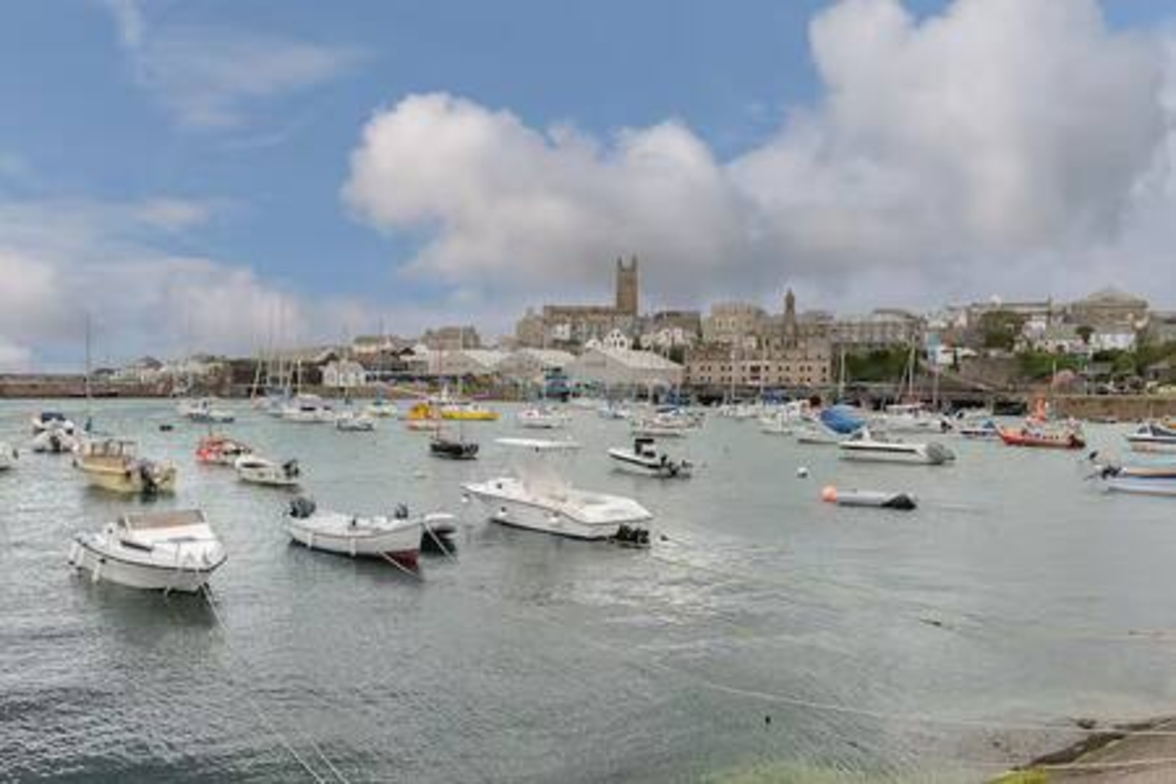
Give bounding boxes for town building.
[515,257,641,348]
[829,309,924,350]
[683,343,832,391]
[322,359,367,389]
[421,326,482,351]
[567,346,683,392]
[495,349,576,386]
[424,348,506,378]
[639,309,701,351]
[701,302,765,348]
[1065,287,1148,330]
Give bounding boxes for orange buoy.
[820,485,838,503]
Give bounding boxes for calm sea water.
[3,400,1176,782]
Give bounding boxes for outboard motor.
[394,503,409,520]
[282,459,300,478]
[138,461,159,495]
[289,496,317,519]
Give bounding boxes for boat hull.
[463,480,651,540]
[838,445,950,465]
[1101,477,1176,497]
[75,464,177,494]
[1126,437,1176,454]
[287,517,421,566]
[68,536,219,592]
[607,450,692,478]
[998,429,1085,450]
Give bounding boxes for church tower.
[783,287,798,348]
[615,255,639,316]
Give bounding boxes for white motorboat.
[364,399,399,418]
[31,411,76,435]
[285,496,454,567]
[0,442,17,471]
[74,438,177,494]
[463,438,653,540]
[336,412,377,432]
[281,394,335,423]
[1125,423,1176,453]
[186,398,235,424]
[234,454,301,487]
[68,509,226,593]
[630,410,697,438]
[31,426,79,454]
[872,403,948,434]
[516,406,569,429]
[838,428,955,465]
[608,437,692,478]
[957,419,1001,439]
[1097,473,1176,497]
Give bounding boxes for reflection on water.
[3,399,1176,780]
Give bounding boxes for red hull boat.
[997,426,1085,450]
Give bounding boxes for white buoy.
[796,466,810,478]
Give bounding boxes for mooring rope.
[199,585,350,783]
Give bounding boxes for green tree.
[979,310,1027,351]
[1075,325,1094,345]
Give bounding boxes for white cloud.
[0,197,378,371]
[344,0,1175,311]
[101,0,364,129]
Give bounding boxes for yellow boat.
[404,402,442,431]
[74,438,177,495]
[438,402,499,422]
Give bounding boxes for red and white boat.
[998,424,1085,450]
[195,435,253,465]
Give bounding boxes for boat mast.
[837,344,846,402]
[83,312,93,432]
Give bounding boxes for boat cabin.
[633,437,658,458]
[81,438,138,459]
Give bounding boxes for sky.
[2,0,1176,370]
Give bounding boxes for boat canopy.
[40,411,67,421]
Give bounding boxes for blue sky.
[2,1,1176,367]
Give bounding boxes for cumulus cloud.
[0,197,373,371]
[101,0,364,129]
[344,0,1173,310]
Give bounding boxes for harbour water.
[4,400,1176,781]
